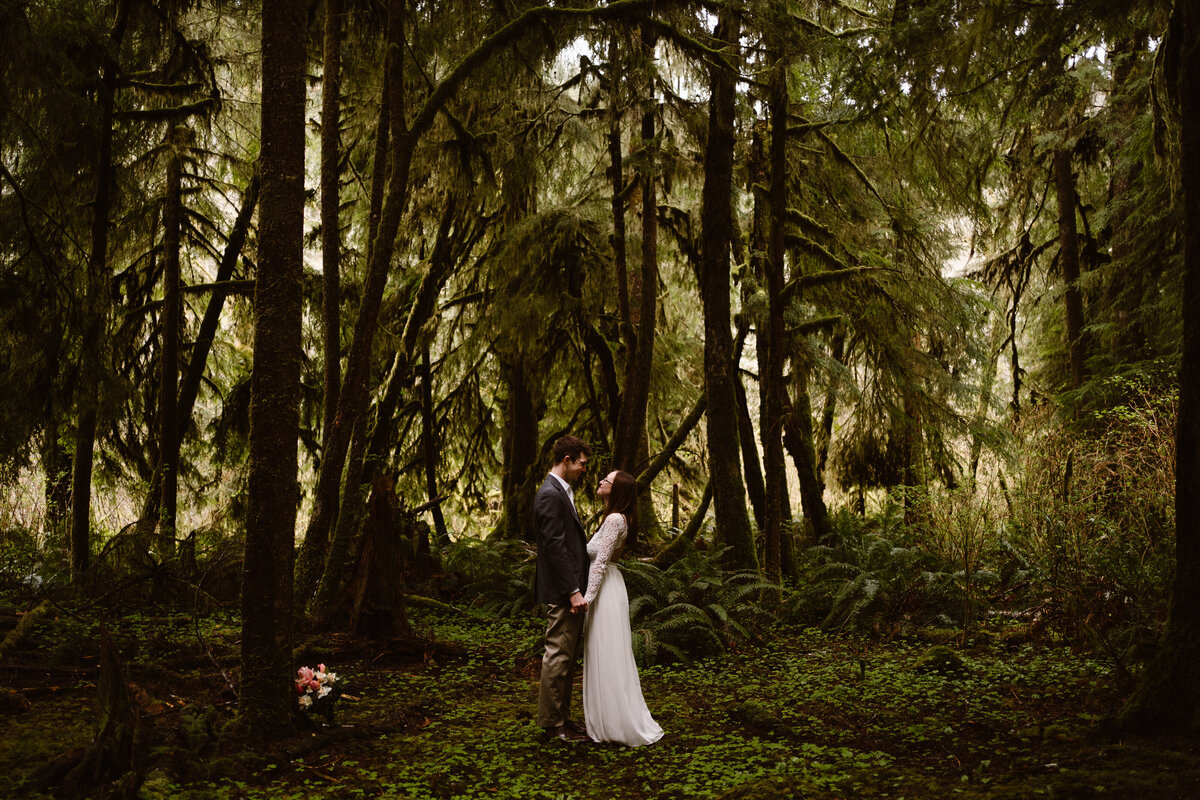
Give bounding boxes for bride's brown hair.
[603,470,639,556]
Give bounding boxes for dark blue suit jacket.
[533,474,589,605]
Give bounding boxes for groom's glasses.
[599,478,611,487]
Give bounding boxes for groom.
[534,434,592,742]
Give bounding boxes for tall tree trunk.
[1121,3,1200,733]
[320,0,343,442]
[297,0,646,598]
[158,123,183,561]
[317,194,459,593]
[178,170,260,425]
[1105,33,1148,358]
[420,346,448,547]
[734,373,766,530]
[783,366,832,545]
[42,415,70,536]
[608,33,634,372]
[240,0,305,736]
[700,11,756,571]
[311,411,369,618]
[71,0,131,584]
[1054,147,1086,391]
[296,0,412,603]
[613,25,659,473]
[969,318,1005,490]
[815,326,846,490]
[135,169,260,549]
[303,65,392,609]
[499,361,539,541]
[762,56,789,588]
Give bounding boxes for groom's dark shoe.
[565,720,589,737]
[544,724,590,743]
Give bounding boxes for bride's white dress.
[582,513,664,747]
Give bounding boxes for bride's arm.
[583,514,626,605]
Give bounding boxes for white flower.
[318,686,331,699]
[298,694,313,708]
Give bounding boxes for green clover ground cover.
[5,606,1200,799]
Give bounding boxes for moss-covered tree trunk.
[419,346,448,546]
[815,326,846,490]
[609,32,634,403]
[1121,1,1200,733]
[762,56,789,588]
[240,0,305,737]
[734,371,766,531]
[700,10,756,571]
[613,25,659,474]
[784,365,831,547]
[499,360,540,541]
[1053,147,1087,391]
[320,0,343,444]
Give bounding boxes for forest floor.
[2,600,1199,800]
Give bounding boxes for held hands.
[569,591,588,614]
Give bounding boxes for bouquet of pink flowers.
[295,663,342,725]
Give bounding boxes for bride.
[582,469,664,747]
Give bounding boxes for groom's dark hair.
[552,435,591,465]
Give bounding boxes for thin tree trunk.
[783,366,832,545]
[700,11,756,571]
[135,170,260,551]
[240,0,305,737]
[734,367,766,531]
[608,33,634,364]
[71,0,131,584]
[1054,147,1087,391]
[613,25,658,474]
[969,319,1005,489]
[638,393,705,488]
[815,326,845,490]
[320,0,343,442]
[653,480,713,567]
[1121,3,1200,733]
[304,66,393,604]
[178,170,260,425]
[762,56,789,588]
[299,0,654,598]
[311,411,368,619]
[296,0,412,603]
[420,346,448,547]
[43,415,71,536]
[1105,32,1148,357]
[158,123,183,560]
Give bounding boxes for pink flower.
[317,663,326,673]
[297,666,314,683]
[309,679,320,692]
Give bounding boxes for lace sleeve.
[584,513,627,605]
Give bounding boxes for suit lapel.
[550,476,584,532]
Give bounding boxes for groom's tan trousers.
[537,604,585,728]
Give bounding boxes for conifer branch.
[114,98,217,122]
[816,127,888,209]
[781,265,879,305]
